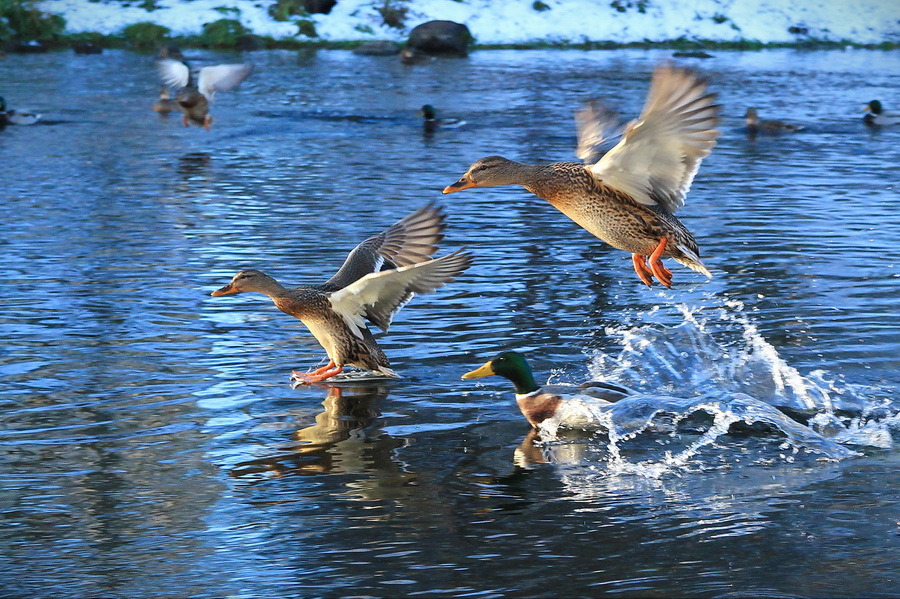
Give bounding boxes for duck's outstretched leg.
[203,115,212,131]
[632,254,654,287]
[648,237,673,288]
[292,364,344,385]
[182,115,190,127]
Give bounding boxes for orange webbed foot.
[182,115,189,128]
[291,363,344,385]
[632,254,655,287]
[648,237,673,288]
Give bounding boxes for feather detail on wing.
[328,249,472,339]
[324,203,447,289]
[157,58,191,89]
[575,100,625,165]
[588,63,721,214]
[197,64,253,100]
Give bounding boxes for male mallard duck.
[0,96,41,126]
[443,63,721,288]
[151,87,179,114]
[862,100,900,126]
[744,107,804,133]
[212,204,472,384]
[418,104,466,133]
[462,351,630,428]
[156,58,252,130]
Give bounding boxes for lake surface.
[1,47,899,598]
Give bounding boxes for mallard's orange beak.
[462,361,495,380]
[443,178,476,194]
[211,283,238,297]
[862,105,872,113]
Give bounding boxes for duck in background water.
[419,104,466,134]
[156,58,252,130]
[744,107,804,134]
[862,100,900,126]
[0,96,41,126]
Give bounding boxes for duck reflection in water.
[230,384,410,482]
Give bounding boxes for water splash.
[532,301,896,476]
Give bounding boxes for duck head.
[442,155,523,193]
[419,104,437,120]
[462,350,540,395]
[864,100,883,115]
[211,269,283,297]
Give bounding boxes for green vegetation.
[199,18,250,48]
[375,0,409,30]
[122,21,170,49]
[0,0,66,43]
[295,19,317,38]
[268,0,309,22]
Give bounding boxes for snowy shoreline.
[36,0,900,46]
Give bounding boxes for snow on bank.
[38,0,900,45]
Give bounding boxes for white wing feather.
[328,250,471,339]
[588,64,720,213]
[156,58,190,89]
[197,64,253,100]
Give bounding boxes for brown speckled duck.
[443,63,721,288]
[156,58,252,129]
[211,204,472,384]
[744,107,804,133]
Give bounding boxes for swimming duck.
[862,100,900,126]
[462,351,630,428]
[419,104,466,133]
[151,87,179,114]
[744,107,804,133]
[0,96,41,126]
[156,58,252,130]
[443,63,721,288]
[212,204,472,384]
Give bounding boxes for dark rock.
[353,41,401,56]
[304,0,337,14]
[672,51,713,58]
[11,40,48,54]
[235,34,264,51]
[407,20,472,57]
[788,25,809,35]
[73,41,103,54]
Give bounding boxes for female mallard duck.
[862,100,900,126]
[419,104,466,133]
[212,204,472,384]
[151,87,179,114]
[462,351,630,428]
[744,107,804,133]
[156,58,252,130]
[443,63,721,288]
[0,96,41,126]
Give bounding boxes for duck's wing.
[324,203,447,289]
[197,64,253,100]
[157,58,191,89]
[328,249,472,337]
[588,63,721,214]
[575,100,625,164]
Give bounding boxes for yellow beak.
[442,178,476,194]
[461,361,495,380]
[211,283,238,297]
